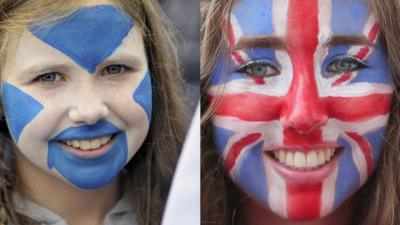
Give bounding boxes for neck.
[240,195,354,225]
[15,150,120,225]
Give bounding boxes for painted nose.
[281,67,328,134]
[68,85,109,125]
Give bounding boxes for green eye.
[238,60,280,78]
[326,57,366,75]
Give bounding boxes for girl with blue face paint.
[0,1,187,225]
[201,0,400,224]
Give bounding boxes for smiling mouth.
[60,135,114,151]
[267,148,341,171]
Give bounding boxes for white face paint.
[2,5,152,189]
[208,0,393,220]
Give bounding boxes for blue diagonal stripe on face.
[133,71,152,122]
[235,141,269,207]
[334,137,360,209]
[2,82,44,142]
[212,125,235,154]
[28,5,133,73]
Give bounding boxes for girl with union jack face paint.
[202,0,400,224]
[0,1,187,225]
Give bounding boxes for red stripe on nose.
[282,0,328,136]
[284,0,323,219]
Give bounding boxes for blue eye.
[102,64,127,75]
[35,72,62,83]
[237,59,280,78]
[326,57,366,76]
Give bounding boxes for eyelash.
[32,64,130,83]
[33,72,63,84]
[101,64,129,76]
[325,56,367,76]
[237,59,280,78]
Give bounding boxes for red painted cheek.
[323,94,392,121]
[214,93,283,121]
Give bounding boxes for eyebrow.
[235,36,287,50]
[324,35,374,47]
[101,48,145,67]
[234,35,374,51]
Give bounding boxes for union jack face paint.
[208,0,393,220]
[1,5,152,189]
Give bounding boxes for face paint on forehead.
[1,5,153,189]
[231,0,274,37]
[29,5,133,73]
[209,0,394,221]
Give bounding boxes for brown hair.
[0,1,187,225]
[201,0,400,224]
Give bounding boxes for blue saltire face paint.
[48,120,128,189]
[1,4,152,189]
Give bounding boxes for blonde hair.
[0,1,187,225]
[200,0,400,224]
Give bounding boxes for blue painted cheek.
[235,141,269,207]
[334,138,360,209]
[364,127,387,170]
[1,82,44,142]
[212,125,235,154]
[48,121,128,189]
[29,5,134,73]
[212,125,269,207]
[133,71,152,122]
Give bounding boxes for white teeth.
[62,135,112,151]
[318,151,326,165]
[286,152,294,167]
[90,139,101,149]
[80,141,91,150]
[270,148,336,170]
[278,150,286,163]
[307,151,318,168]
[294,152,306,169]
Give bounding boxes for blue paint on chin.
[29,5,134,73]
[1,82,43,143]
[48,120,128,189]
[133,71,152,122]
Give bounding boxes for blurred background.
[159,0,200,115]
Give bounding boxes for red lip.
[57,136,116,159]
[264,148,343,183]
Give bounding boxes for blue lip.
[51,120,121,141]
